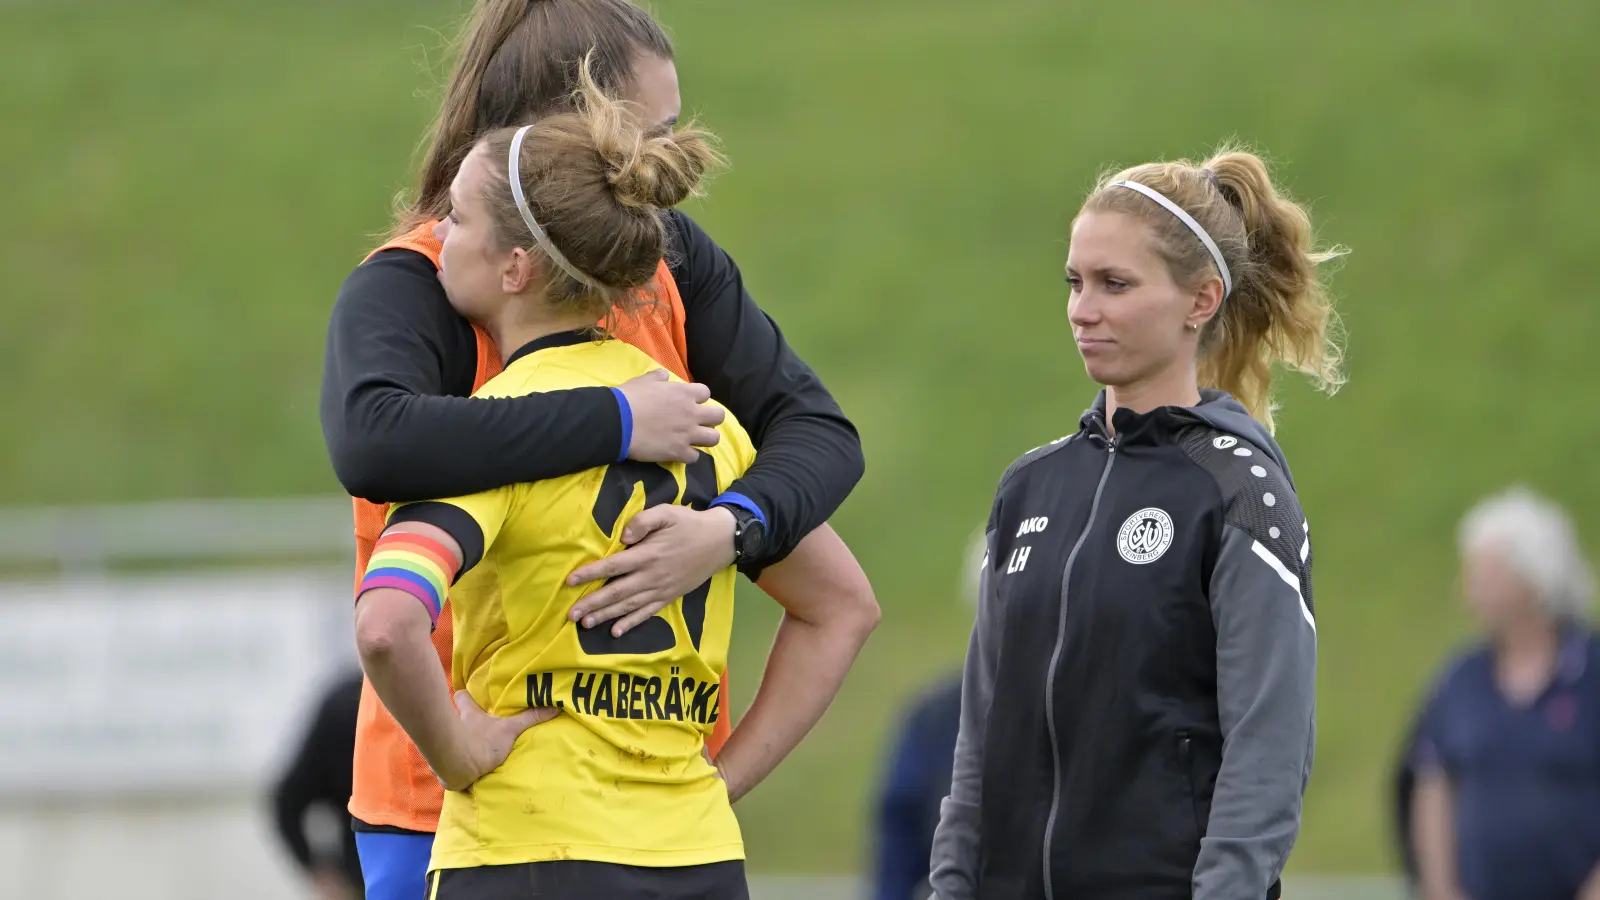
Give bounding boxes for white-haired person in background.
[1406,487,1600,900]
[871,527,988,900]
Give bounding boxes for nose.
[1068,288,1100,328]
[433,217,450,242]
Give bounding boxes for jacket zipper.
[1041,435,1117,897]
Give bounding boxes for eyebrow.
[1067,263,1136,278]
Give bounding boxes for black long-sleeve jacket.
[931,391,1317,900]
[319,210,863,575]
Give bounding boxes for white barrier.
[0,570,355,797]
[0,495,352,573]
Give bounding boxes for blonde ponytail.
[1200,150,1345,431]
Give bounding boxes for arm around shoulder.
[668,210,864,572]
[321,251,624,502]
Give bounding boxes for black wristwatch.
[719,503,767,565]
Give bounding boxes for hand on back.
[618,370,723,464]
[566,505,738,635]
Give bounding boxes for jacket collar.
[1078,389,1294,481]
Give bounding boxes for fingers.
[566,546,641,588]
[571,573,650,627]
[511,706,561,730]
[620,506,674,545]
[579,589,662,633]
[690,426,722,449]
[626,369,670,385]
[694,402,724,427]
[610,600,669,637]
[453,689,484,716]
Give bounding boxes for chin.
[438,281,478,319]
[1080,359,1122,388]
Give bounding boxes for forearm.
[1412,774,1461,899]
[353,602,468,783]
[724,411,864,576]
[327,388,620,502]
[715,610,872,801]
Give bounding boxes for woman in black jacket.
[930,149,1344,900]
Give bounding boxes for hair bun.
[569,58,722,212]
[606,129,713,210]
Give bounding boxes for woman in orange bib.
[318,2,870,897]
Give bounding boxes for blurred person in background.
[318,1,867,897]
[1404,487,1600,900]
[930,149,1341,900]
[271,669,365,900]
[352,72,877,899]
[873,527,987,900]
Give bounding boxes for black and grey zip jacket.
[929,390,1317,900]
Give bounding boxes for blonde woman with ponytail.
[930,149,1341,900]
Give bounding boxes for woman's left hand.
[566,505,737,635]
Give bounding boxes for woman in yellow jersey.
[352,63,880,900]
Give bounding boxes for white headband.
[1108,180,1232,299]
[507,124,604,291]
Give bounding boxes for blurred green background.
[4,0,1599,877]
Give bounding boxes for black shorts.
[429,859,749,900]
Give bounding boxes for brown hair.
[473,56,722,324]
[1080,147,1346,431]
[401,0,675,233]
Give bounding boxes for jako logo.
[1213,435,1238,450]
[1015,517,1049,537]
[1117,508,1175,565]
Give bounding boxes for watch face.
[737,518,765,557]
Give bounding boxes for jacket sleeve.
[320,250,624,502]
[1193,511,1317,900]
[928,509,1002,900]
[668,211,865,575]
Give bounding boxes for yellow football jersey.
[389,331,755,872]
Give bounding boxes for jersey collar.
[504,329,598,367]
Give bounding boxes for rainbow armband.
[357,531,459,628]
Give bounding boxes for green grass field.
[4,0,1600,876]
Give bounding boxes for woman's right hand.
[617,370,723,463]
[433,690,558,791]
